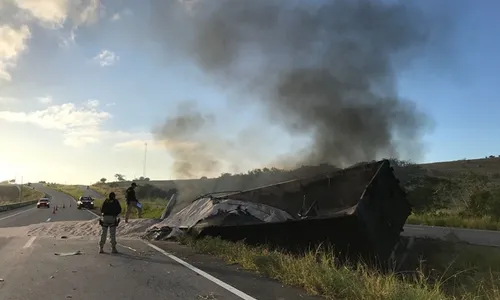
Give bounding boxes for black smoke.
[151,0,437,176]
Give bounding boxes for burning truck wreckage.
[145,159,413,268]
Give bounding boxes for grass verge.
[21,186,45,201]
[51,184,166,219]
[47,183,85,201]
[408,213,500,231]
[179,236,500,300]
[0,186,44,205]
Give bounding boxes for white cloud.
[58,28,76,48]
[0,96,16,103]
[0,24,31,82]
[0,101,111,146]
[0,0,104,81]
[113,139,166,151]
[93,49,119,67]
[110,13,120,21]
[37,96,52,104]
[105,102,116,107]
[86,99,99,107]
[113,138,196,152]
[109,7,132,22]
[11,0,68,28]
[11,0,102,29]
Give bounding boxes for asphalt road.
[403,224,500,247]
[5,183,500,298]
[78,185,104,199]
[0,184,320,300]
[0,184,96,228]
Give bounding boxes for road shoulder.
[150,240,322,300]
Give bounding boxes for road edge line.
[143,241,257,300]
[23,236,37,248]
[0,207,35,221]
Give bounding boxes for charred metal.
[146,159,412,267]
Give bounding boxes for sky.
[0,0,499,184]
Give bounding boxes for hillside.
[0,185,20,204]
[420,156,500,180]
[91,156,500,214]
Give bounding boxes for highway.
[403,224,500,248]
[0,184,95,228]
[0,184,319,300]
[78,185,104,199]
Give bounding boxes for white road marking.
[118,244,137,252]
[83,208,100,218]
[46,218,51,222]
[144,241,257,300]
[0,207,35,222]
[23,237,37,249]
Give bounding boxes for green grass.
[179,236,500,300]
[0,185,44,205]
[21,186,45,201]
[93,197,166,219]
[408,213,500,231]
[51,184,166,219]
[47,184,85,200]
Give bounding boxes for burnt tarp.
[145,196,295,240]
[145,159,411,264]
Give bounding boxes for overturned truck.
[146,159,412,265]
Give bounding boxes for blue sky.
[0,0,498,184]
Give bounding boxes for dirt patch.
[0,219,160,239]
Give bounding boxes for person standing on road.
[125,182,142,223]
[99,192,122,254]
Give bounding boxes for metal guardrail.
[0,193,50,213]
[0,200,39,212]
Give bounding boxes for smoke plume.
[152,0,436,177]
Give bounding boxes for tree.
[100,178,107,183]
[114,174,126,181]
[8,179,15,183]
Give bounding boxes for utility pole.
[143,142,148,177]
[19,176,23,202]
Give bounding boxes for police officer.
[125,182,142,223]
[99,192,122,254]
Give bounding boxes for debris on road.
[54,250,82,256]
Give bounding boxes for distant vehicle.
[37,198,50,209]
[86,186,89,189]
[77,196,94,209]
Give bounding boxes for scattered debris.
[0,278,4,282]
[54,250,82,256]
[198,292,218,299]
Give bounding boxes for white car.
[37,198,50,208]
